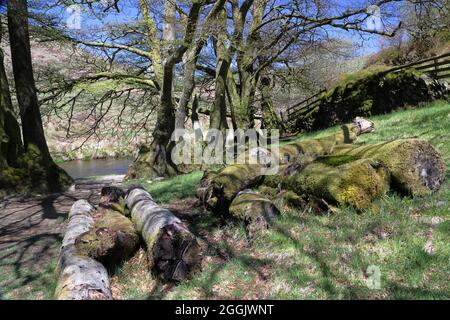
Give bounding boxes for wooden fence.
[285,51,450,125]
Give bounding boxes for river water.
[58,157,133,179]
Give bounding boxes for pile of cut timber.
[198,117,445,229]
[55,186,202,300]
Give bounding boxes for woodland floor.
[0,100,449,300]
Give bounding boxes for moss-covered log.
[229,190,280,238]
[197,164,264,213]
[55,200,112,300]
[125,187,202,282]
[332,139,445,196]
[75,209,139,270]
[196,119,373,213]
[265,158,390,210]
[278,120,371,164]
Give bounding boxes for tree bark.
[258,74,285,132]
[175,45,203,129]
[55,200,112,300]
[264,158,390,211]
[228,190,280,238]
[7,0,51,164]
[331,139,445,196]
[0,16,22,169]
[7,0,72,192]
[210,7,230,133]
[75,208,140,270]
[125,187,202,281]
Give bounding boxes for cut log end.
[152,223,202,282]
[412,146,445,192]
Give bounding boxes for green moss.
[280,159,390,210]
[282,191,305,208]
[333,139,446,196]
[317,155,361,167]
[294,68,445,132]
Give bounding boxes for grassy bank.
[114,100,449,299]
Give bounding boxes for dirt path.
[0,176,124,299]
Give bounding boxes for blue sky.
[46,0,405,57]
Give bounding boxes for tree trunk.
[264,158,390,211]
[197,164,266,213]
[175,45,202,129]
[75,208,140,270]
[332,139,445,196]
[55,200,112,300]
[0,17,22,169]
[127,0,211,180]
[125,187,202,282]
[7,0,51,164]
[7,0,72,192]
[210,7,230,133]
[196,121,371,213]
[228,190,280,238]
[259,74,285,132]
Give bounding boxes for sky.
[1,0,407,58]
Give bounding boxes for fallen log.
[125,187,202,282]
[197,119,374,213]
[228,190,280,238]
[197,164,264,213]
[55,200,112,300]
[332,139,445,196]
[265,158,390,210]
[75,208,140,270]
[278,117,373,164]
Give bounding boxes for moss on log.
[125,187,202,282]
[197,164,264,213]
[196,120,374,213]
[229,190,280,238]
[75,209,140,270]
[332,139,445,196]
[267,159,390,210]
[55,200,112,300]
[278,123,360,164]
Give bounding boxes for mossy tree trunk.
[265,158,390,210]
[7,0,72,192]
[259,74,285,132]
[0,16,22,170]
[332,139,445,196]
[125,187,202,281]
[127,0,220,180]
[75,209,140,270]
[55,200,112,300]
[196,122,370,213]
[210,7,230,134]
[7,0,52,165]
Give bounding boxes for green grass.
[124,171,203,204]
[115,100,450,299]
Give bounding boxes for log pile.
[197,117,445,226]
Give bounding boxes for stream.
[58,157,133,179]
